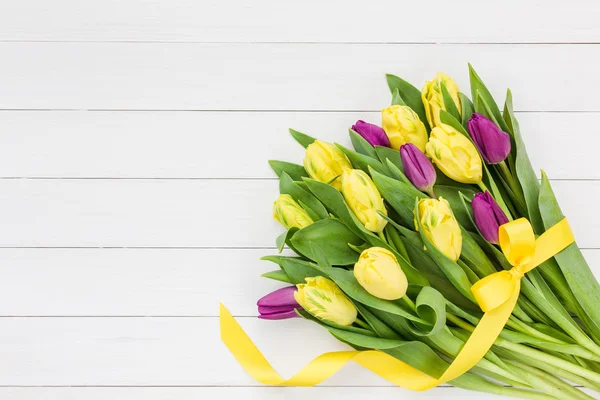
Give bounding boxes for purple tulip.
[468,113,511,164]
[351,120,390,147]
[400,143,436,196]
[257,286,300,320]
[472,191,509,244]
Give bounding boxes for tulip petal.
[258,305,298,315]
[258,310,300,320]
[352,120,390,147]
[257,286,298,307]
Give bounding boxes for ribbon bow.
[472,218,574,313]
[220,217,574,390]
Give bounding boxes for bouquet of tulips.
[226,66,600,399]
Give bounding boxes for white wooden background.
[0,1,599,399]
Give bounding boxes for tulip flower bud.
[351,120,390,147]
[468,113,511,164]
[426,123,482,184]
[422,72,462,128]
[257,286,301,320]
[304,140,352,190]
[294,276,357,326]
[273,194,314,230]
[340,169,388,233]
[354,247,408,300]
[472,191,509,244]
[381,105,428,152]
[416,197,462,261]
[400,143,436,196]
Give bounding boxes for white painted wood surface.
[0,1,599,399]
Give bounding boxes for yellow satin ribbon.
[220,217,574,390]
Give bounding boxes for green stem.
[498,161,521,195]
[506,317,566,345]
[495,337,600,385]
[377,231,386,243]
[402,295,418,313]
[354,319,371,330]
[504,359,594,400]
[425,188,436,199]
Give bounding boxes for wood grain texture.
[4,387,566,399]
[0,316,385,386]
[5,387,599,399]
[0,247,598,317]
[1,1,599,398]
[0,110,595,179]
[0,179,596,248]
[0,0,597,43]
[0,43,599,111]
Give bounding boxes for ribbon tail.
[432,283,520,387]
[220,304,440,388]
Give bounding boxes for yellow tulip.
[303,140,352,190]
[426,123,482,184]
[294,276,357,326]
[415,197,462,261]
[381,105,428,152]
[422,72,462,128]
[341,169,388,233]
[354,247,408,300]
[273,194,314,230]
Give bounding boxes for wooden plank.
[0,179,595,248]
[0,110,594,179]
[0,248,598,317]
[0,316,387,386]
[1,387,585,399]
[0,43,599,111]
[0,1,597,43]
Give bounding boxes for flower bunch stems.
[257,66,600,398]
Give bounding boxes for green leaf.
[355,303,401,339]
[303,178,367,239]
[261,269,292,283]
[290,218,363,265]
[280,257,324,284]
[371,168,426,227]
[268,160,308,181]
[459,92,474,130]
[407,286,447,336]
[374,146,404,173]
[275,227,299,253]
[279,172,329,219]
[391,88,407,106]
[506,89,543,233]
[414,198,477,302]
[384,159,411,185]
[297,199,321,222]
[481,162,513,219]
[459,230,497,278]
[539,171,600,340]
[297,309,376,337]
[349,129,377,158]
[335,143,389,176]
[289,128,316,148]
[440,110,470,139]
[400,233,478,312]
[385,74,430,131]
[309,242,333,270]
[328,327,406,349]
[468,64,510,133]
[441,82,461,121]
